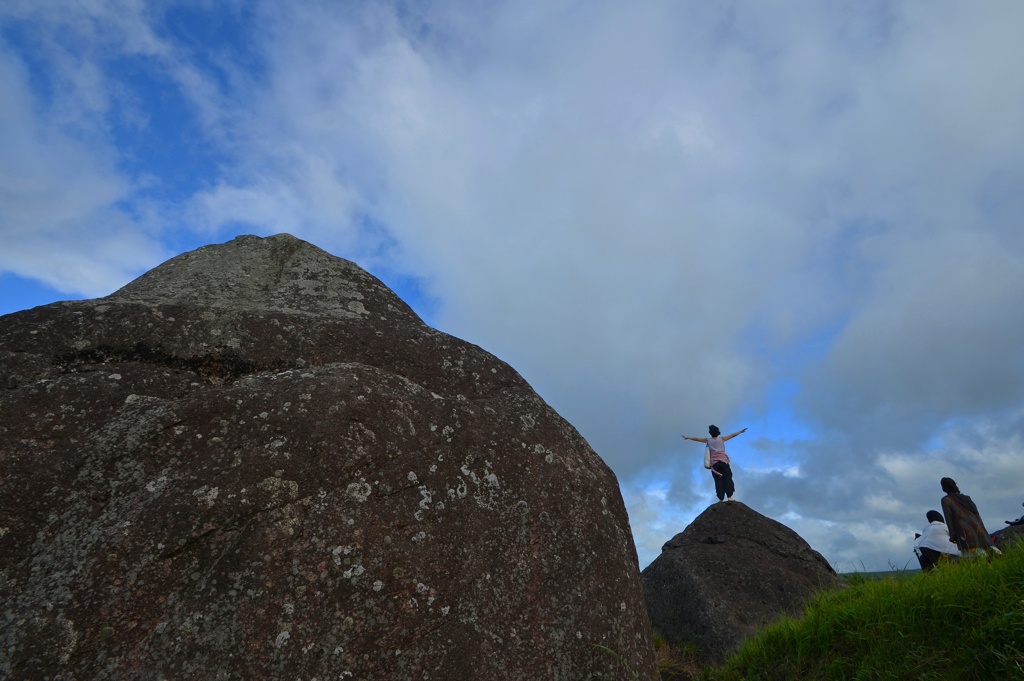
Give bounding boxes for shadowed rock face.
[993,519,1024,549]
[642,501,839,664]
[0,234,656,680]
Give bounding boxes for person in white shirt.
[682,425,747,503]
[913,510,959,571]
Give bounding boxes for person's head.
[926,510,944,524]
[940,477,960,495]
[708,425,720,437]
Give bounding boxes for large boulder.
[642,501,839,664]
[0,234,656,680]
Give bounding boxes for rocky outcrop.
[993,508,1024,549]
[0,234,656,680]
[642,501,839,664]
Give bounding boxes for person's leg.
[712,465,726,501]
[919,547,941,572]
[722,463,735,500]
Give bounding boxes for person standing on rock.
[682,425,747,503]
[940,477,1001,558]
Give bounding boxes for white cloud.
[0,47,166,295]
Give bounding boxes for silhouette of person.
[939,477,1001,557]
[913,510,958,571]
[682,425,747,502]
[1006,502,1024,527]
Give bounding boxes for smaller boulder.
[642,501,839,663]
[993,511,1024,549]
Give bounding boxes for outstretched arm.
[722,427,748,442]
[681,435,708,444]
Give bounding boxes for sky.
[3,0,1024,573]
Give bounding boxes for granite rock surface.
[642,501,839,664]
[0,234,655,680]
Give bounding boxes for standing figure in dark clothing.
[939,477,1001,557]
[682,425,747,503]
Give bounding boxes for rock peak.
[0,234,657,680]
[643,501,839,663]
[108,233,415,321]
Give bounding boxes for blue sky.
[3,0,1024,572]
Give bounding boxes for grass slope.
[654,542,1024,681]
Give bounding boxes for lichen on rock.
[0,234,655,680]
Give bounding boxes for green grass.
[693,542,1024,681]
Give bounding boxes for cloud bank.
[4,0,1024,570]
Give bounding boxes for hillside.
[654,541,1024,680]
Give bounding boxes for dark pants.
[712,462,734,500]
[917,547,957,572]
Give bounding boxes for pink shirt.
[707,436,730,465]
